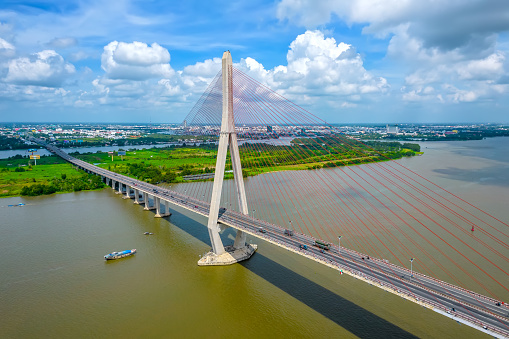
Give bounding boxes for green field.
[0,155,105,198]
[1,139,420,197]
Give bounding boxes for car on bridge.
[284,229,294,236]
[258,227,267,233]
[299,244,308,250]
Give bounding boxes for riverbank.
[0,155,105,198]
[1,139,420,197]
[74,140,419,182]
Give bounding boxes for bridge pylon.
[198,51,257,266]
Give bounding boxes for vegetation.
[0,136,35,150]
[1,137,420,197]
[0,154,105,197]
[49,133,216,148]
[72,137,420,183]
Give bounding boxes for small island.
[0,135,420,198]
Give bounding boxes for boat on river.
[104,249,136,260]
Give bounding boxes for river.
[2,138,507,338]
[0,137,292,159]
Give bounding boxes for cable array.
[171,67,508,305]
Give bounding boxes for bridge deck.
[33,137,509,338]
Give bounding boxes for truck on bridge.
[314,240,331,250]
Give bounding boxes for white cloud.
[277,0,509,55]
[46,37,77,49]
[101,41,174,80]
[0,37,15,57]
[402,51,508,102]
[183,57,221,77]
[235,30,388,100]
[457,53,505,81]
[279,1,508,67]
[4,50,75,87]
[278,0,509,105]
[112,41,170,66]
[69,51,90,61]
[87,31,386,113]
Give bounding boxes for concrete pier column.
[117,182,123,194]
[154,197,162,217]
[123,186,131,199]
[133,189,141,204]
[155,198,170,218]
[144,194,155,210]
[111,180,116,189]
[165,201,172,217]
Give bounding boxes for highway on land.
[34,138,509,338]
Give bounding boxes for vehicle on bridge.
[284,229,294,236]
[299,244,308,250]
[258,227,267,233]
[314,240,331,250]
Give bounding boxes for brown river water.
[1,138,508,338]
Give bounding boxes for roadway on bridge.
[34,138,509,338]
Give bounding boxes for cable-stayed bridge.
[31,51,509,337]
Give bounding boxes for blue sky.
[1,0,508,123]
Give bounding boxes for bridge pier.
[133,189,142,204]
[116,182,123,195]
[199,51,256,266]
[154,197,171,217]
[123,186,134,199]
[143,193,155,210]
[165,201,172,216]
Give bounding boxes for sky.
[1,0,509,124]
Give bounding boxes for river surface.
[0,143,186,159]
[2,138,508,338]
[0,137,292,159]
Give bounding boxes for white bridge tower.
[198,51,257,266]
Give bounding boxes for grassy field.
[75,143,417,182]
[1,140,419,197]
[0,156,102,198]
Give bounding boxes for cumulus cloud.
[278,0,509,55]
[277,1,509,103]
[235,30,388,99]
[4,50,75,87]
[401,51,508,102]
[183,57,221,77]
[101,41,173,80]
[90,32,386,112]
[88,49,221,108]
[457,53,505,81]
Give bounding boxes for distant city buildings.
[386,124,399,134]
[1,122,507,149]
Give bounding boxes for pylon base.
[198,244,257,266]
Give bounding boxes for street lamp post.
[410,258,415,278]
[338,236,342,274]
